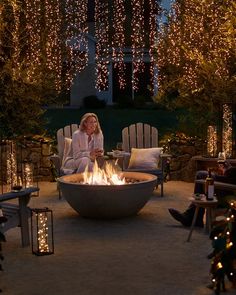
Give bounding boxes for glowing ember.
[82,160,125,185]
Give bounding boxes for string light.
[31,208,54,256]
[45,0,62,91]
[11,0,21,79]
[95,0,110,91]
[23,162,34,188]
[6,141,17,191]
[25,0,42,81]
[216,262,223,269]
[112,0,126,89]
[65,0,88,88]
[149,0,159,93]
[222,104,233,158]
[207,125,217,157]
[37,212,50,253]
[5,1,163,95]
[209,200,236,292]
[156,0,234,108]
[131,0,145,91]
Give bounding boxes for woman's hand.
[90,149,104,160]
[95,148,104,157]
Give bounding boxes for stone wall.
[0,139,54,183]
[1,135,207,183]
[164,137,207,182]
[25,138,206,182]
[23,140,53,181]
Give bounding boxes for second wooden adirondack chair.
[121,122,169,197]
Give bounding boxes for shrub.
[133,95,146,108]
[83,95,106,109]
[115,95,134,108]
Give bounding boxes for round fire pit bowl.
[58,172,157,219]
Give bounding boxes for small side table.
[187,197,218,242]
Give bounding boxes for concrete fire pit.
[58,172,157,219]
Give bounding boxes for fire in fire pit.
[58,161,157,219]
[81,160,126,185]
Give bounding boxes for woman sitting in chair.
[63,113,104,173]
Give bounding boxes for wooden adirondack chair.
[121,122,169,197]
[50,124,79,178]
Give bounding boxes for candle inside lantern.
[23,162,34,188]
[31,208,54,256]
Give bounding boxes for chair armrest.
[195,179,236,192]
[122,153,131,170]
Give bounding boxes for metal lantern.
[31,208,54,256]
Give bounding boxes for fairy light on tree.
[222,104,233,158]
[24,0,42,81]
[112,0,126,89]
[207,125,217,157]
[131,0,145,91]
[156,1,182,91]
[6,141,17,192]
[1,0,165,99]
[11,0,21,79]
[148,0,160,93]
[155,0,236,130]
[95,0,110,91]
[65,0,88,88]
[45,0,62,91]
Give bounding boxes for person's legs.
[75,157,93,173]
[168,170,207,227]
[168,205,204,227]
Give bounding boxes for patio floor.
[2,181,235,295]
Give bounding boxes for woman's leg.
[75,157,94,173]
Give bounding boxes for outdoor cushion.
[128,147,163,170]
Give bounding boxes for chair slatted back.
[122,123,158,152]
[57,124,79,160]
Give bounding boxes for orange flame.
[82,160,125,185]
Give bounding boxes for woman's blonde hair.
[79,113,102,134]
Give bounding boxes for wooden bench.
[195,179,236,192]
[0,187,39,247]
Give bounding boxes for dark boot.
[168,208,192,227]
[183,204,204,227]
[169,204,204,228]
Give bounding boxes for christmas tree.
[209,201,236,294]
